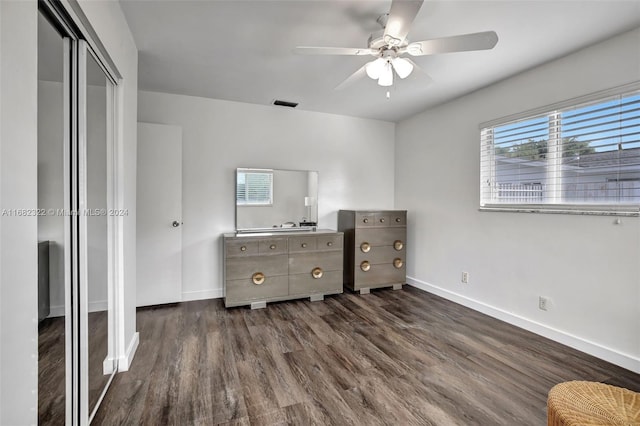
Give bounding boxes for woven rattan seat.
[548,381,640,425]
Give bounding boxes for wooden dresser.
[338,210,407,294]
[223,230,343,308]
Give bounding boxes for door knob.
[172,221,181,227]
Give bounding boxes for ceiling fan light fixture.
[365,58,386,79]
[378,62,393,87]
[391,57,413,79]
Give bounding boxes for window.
[481,87,640,214]
[236,169,273,205]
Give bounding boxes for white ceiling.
[119,0,640,122]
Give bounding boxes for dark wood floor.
[93,287,640,425]
[39,311,110,425]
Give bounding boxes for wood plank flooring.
[92,287,640,425]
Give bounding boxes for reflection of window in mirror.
[236,169,273,206]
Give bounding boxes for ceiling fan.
[294,0,498,90]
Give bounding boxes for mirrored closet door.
[81,44,117,422]
[37,10,70,425]
[38,2,121,424]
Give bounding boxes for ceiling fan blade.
[404,58,432,84]
[335,64,368,90]
[383,0,424,46]
[294,46,376,56]
[406,31,498,56]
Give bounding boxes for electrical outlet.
[539,296,550,311]
[461,271,469,284]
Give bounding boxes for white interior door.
[136,122,183,306]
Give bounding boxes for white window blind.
[236,169,273,205]
[481,88,640,213]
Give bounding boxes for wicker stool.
[548,381,640,425]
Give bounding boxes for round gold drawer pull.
[360,261,371,272]
[270,244,276,250]
[301,243,307,248]
[395,217,401,223]
[327,241,333,247]
[360,242,371,253]
[363,218,368,223]
[394,240,404,251]
[311,267,323,279]
[379,218,385,223]
[252,272,265,285]
[393,258,404,269]
[240,246,247,252]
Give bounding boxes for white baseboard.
[181,288,223,302]
[117,332,139,372]
[47,299,107,318]
[407,276,640,374]
[48,304,65,318]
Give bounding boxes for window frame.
[479,82,640,216]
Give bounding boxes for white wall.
[77,0,139,369]
[396,28,640,372]
[138,90,395,301]
[0,0,38,423]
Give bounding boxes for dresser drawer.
[225,239,259,258]
[355,245,404,265]
[316,234,343,251]
[355,228,406,248]
[259,238,287,255]
[289,270,342,295]
[225,255,288,280]
[354,263,406,287]
[388,211,406,227]
[355,212,375,228]
[374,212,390,227]
[289,236,318,253]
[289,251,343,275]
[226,275,289,303]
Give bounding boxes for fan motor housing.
[368,30,387,50]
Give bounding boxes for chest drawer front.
[355,245,404,265]
[259,238,288,255]
[354,263,405,286]
[374,213,390,227]
[289,270,342,295]
[355,212,375,228]
[355,228,406,248]
[316,234,343,251]
[389,211,407,227]
[225,255,288,280]
[289,236,317,253]
[226,275,288,303]
[225,239,259,258]
[289,251,343,275]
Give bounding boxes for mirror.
[236,168,318,232]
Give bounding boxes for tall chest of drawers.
[338,210,407,294]
[223,230,343,308]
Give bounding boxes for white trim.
[407,276,640,374]
[479,206,640,216]
[181,288,224,302]
[117,332,139,372]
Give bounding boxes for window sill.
[479,205,640,217]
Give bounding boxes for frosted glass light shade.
[391,57,413,79]
[365,58,385,79]
[378,62,393,87]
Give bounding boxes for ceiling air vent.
[273,99,298,108]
